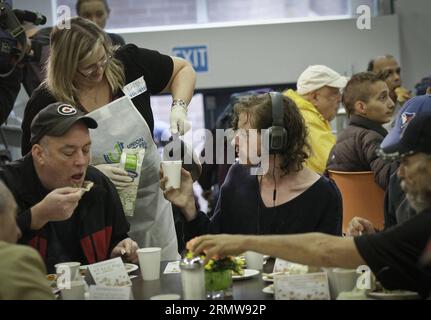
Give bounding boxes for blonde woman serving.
[21,17,196,260]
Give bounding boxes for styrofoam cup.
[137,247,162,281]
[244,251,264,270]
[55,261,81,283]
[61,280,86,300]
[332,268,359,298]
[161,160,182,189]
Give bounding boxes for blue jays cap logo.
[401,112,415,129]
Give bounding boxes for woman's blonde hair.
[44,17,125,106]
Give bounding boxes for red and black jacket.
[0,155,130,271]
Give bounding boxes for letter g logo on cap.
[57,104,77,116]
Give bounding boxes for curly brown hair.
[232,93,310,175]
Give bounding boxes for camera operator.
[0,0,47,125]
[0,57,22,125]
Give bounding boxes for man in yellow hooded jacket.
[284,65,347,174]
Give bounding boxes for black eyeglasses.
[78,54,112,78]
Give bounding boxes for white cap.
[296,65,348,95]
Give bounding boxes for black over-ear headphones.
[268,92,287,154]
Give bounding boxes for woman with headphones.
[161,92,342,242]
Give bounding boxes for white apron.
[88,96,179,261]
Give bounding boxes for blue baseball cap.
[378,106,431,161]
[380,94,431,150]
[415,76,431,95]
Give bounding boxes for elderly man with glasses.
[283,65,347,174]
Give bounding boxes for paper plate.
[262,284,274,295]
[367,290,420,300]
[232,269,260,280]
[150,294,181,300]
[124,263,139,273]
[262,275,274,283]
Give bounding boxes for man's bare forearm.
[243,233,365,268]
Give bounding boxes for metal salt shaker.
[180,256,206,300]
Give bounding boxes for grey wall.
[6,0,429,157]
[9,0,430,91]
[395,0,431,91]
[120,15,400,89]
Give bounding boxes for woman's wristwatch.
[171,99,188,112]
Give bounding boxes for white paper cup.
[55,262,81,284]
[61,280,86,300]
[161,160,182,189]
[332,268,359,298]
[322,268,337,299]
[244,251,264,270]
[137,247,162,281]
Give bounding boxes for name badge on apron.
[122,76,147,98]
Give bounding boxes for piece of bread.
[395,87,410,103]
[81,181,94,192]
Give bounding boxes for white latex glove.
[170,105,191,135]
[95,163,133,189]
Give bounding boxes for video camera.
[0,0,47,77]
